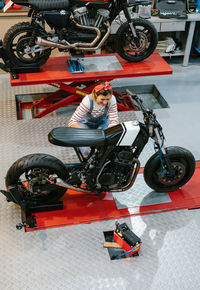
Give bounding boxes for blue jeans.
[78,117,110,130]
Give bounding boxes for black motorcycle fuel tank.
[10,0,71,9]
[104,124,124,146]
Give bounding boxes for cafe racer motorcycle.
[3,0,158,67]
[3,91,195,206]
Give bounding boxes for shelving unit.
[150,14,200,66]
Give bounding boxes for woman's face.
[95,93,112,106]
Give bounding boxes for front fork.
[122,4,139,43]
[154,128,175,177]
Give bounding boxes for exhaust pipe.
[57,180,91,193]
[110,158,141,192]
[57,158,140,194]
[36,21,110,52]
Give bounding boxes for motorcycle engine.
[73,6,110,28]
[98,149,135,188]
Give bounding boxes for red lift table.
[11,51,173,119]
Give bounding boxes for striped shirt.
[68,94,119,127]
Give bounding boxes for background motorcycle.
[3,0,158,67]
[3,90,195,206]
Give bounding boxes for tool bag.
[157,0,188,19]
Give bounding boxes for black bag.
[158,0,188,19]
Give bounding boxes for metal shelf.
[159,51,185,57]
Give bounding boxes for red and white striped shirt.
[68,94,119,127]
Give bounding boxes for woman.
[68,81,119,130]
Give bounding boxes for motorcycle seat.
[28,0,70,11]
[48,127,106,147]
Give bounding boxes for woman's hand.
[70,123,85,129]
[108,123,117,128]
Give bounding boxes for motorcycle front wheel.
[143,146,195,192]
[115,18,158,62]
[5,154,69,205]
[3,22,51,67]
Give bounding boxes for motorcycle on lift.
[2,0,158,67]
[1,90,195,206]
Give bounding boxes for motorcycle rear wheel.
[115,18,158,62]
[143,146,195,192]
[5,154,69,205]
[3,22,51,67]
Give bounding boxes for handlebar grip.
[126,89,136,98]
[126,89,149,113]
[126,89,141,103]
[149,125,153,137]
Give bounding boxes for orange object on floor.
[5,0,21,9]
[26,161,200,231]
[113,231,142,257]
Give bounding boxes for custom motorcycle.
[2,90,195,206]
[3,0,158,67]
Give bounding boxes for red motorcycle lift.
[1,161,199,232]
[10,51,173,119]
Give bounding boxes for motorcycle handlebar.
[126,89,162,136]
[126,89,149,112]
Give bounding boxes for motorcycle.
[3,90,195,206]
[2,0,158,67]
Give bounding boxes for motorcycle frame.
[58,120,162,194]
[70,122,150,172]
[12,0,136,41]
[12,0,133,21]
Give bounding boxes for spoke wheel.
[15,36,41,63]
[3,22,51,66]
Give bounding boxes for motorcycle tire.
[3,22,51,67]
[115,18,158,62]
[143,146,195,192]
[5,153,69,205]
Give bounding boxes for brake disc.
[158,161,186,185]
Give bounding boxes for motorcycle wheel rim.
[157,161,186,186]
[122,27,152,58]
[10,30,45,63]
[17,167,62,202]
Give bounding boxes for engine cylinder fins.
[74,7,110,28]
[98,172,115,186]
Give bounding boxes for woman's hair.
[91,82,113,100]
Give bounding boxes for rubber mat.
[26,161,200,231]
